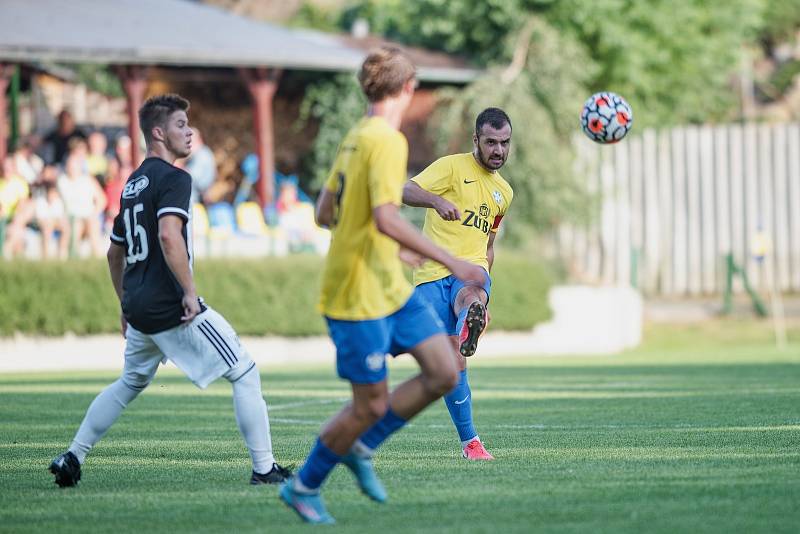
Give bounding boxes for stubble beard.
[479,147,505,171]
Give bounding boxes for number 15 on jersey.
[124,203,149,263]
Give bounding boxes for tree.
[296,73,366,189]
[546,0,764,126]
[433,17,596,241]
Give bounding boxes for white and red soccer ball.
[580,92,633,144]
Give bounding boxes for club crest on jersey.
[122,176,150,199]
[492,190,503,204]
[365,352,385,372]
[479,203,490,218]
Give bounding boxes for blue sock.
[297,438,341,491]
[358,408,407,451]
[443,369,477,442]
[455,307,469,337]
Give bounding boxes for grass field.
[1,320,799,533]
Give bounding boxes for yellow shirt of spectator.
[318,116,413,320]
[0,174,30,219]
[411,153,513,285]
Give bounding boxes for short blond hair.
[358,46,416,103]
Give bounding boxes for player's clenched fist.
[432,197,461,221]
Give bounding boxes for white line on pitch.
[269,398,348,411]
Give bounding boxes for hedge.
[0,254,552,337]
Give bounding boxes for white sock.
[350,439,374,459]
[69,378,142,463]
[293,476,318,495]
[461,435,480,448]
[230,366,274,473]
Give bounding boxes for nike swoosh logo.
[454,395,470,405]
[464,179,477,184]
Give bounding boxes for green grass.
[1,321,799,533]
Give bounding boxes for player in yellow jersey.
[279,47,486,525]
[403,108,514,461]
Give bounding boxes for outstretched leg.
[349,332,459,461]
[444,285,494,459]
[50,326,160,487]
[454,286,488,358]
[225,364,288,484]
[67,378,146,463]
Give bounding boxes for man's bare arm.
[107,244,125,302]
[158,215,200,322]
[107,243,127,336]
[487,231,497,272]
[373,203,483,284]
[402,180,460,221]
[316,187,336,228]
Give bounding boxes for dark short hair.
[358,46,416,103]
[475,108,512,136]
[139,94,190,145]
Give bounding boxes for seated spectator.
[40,109,87,165]
[4,165,70,260]
[185,128,216,205]
[0,154,29,218]
[0,155,30,252]
[14,135,44,185]
[275,178,319,253]
[103,157,126,228]
[114,135,135,181]
[86,131,110,184]
[58,154,106,257]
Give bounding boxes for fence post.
[722,252,768,317]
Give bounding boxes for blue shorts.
[414,270,491,336]
[325,291,446,384]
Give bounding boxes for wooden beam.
[239,67,281,208]
[0,63,16,163]
[114,65,149,165]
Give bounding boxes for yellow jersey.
[411,153,513,285]
[318,116,413,320]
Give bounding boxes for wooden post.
[115,65,148,166]
[239,68,281,208]
[0,63,16,163]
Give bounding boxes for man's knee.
[353,395,389,423]
[427,366,458,397]
[121,370,153,391]
[455,287,487,309]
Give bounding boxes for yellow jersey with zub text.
[318,116,413,320]
[411,153,513,285]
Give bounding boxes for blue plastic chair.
[206,202,236,234]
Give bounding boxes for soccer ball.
[580,92,633,144]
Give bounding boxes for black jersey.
[110,157,196,334]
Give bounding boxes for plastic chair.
[236,201,269,236]
[192,203,209,238]
[206,202,236,237]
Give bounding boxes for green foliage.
[432,18,596,238]
[546,0,764,127]
[193,256,327,336]
[296,73,366,189]
[770,59,800,94]
[287,2,342,32]
[346,0,765,128]
[489,251,553,329]
[73,64,124,98]
[0,254,551,336]
[760,0,800,44]
[341,0,526,65]
[0,260,120,335]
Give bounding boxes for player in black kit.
[50,94,290,488]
